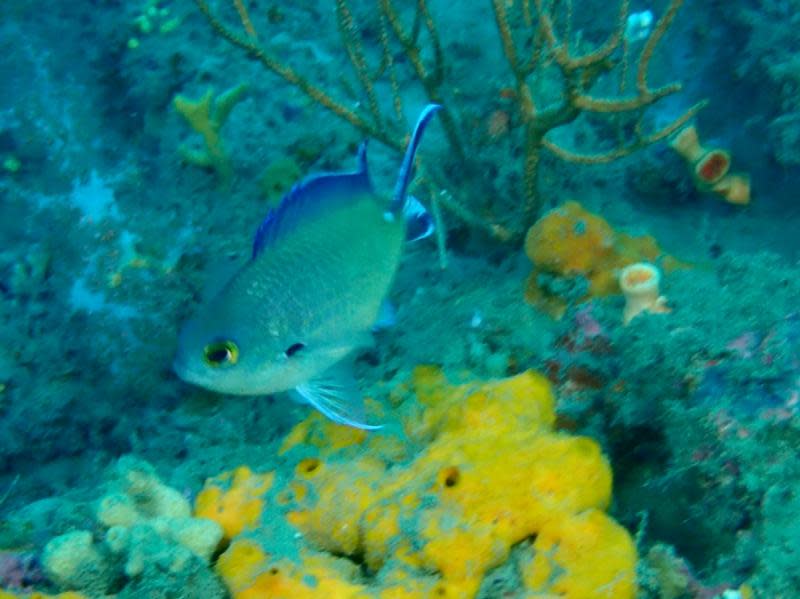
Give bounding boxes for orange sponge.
[524,201,670,317]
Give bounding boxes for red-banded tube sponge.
[669,125,750,205]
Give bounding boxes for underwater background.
[0,0,799,597]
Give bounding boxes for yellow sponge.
[202,367,638,598]
[194,466,274,541]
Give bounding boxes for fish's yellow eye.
[203,340,239,367]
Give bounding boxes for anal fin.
[293,363,383,430]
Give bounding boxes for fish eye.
[203,339,239,367]
[284,342,305,358]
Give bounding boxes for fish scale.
[245,195,404,343]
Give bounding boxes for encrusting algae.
[28,457,226,597]
[194,366,638,598]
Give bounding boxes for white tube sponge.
[619,262,670,325]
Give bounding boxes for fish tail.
[389,104,442,215]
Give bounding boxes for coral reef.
[523,201,677,318]
[40,457,226,597]
[193,0,702,236]
[541,251,800,597]
[731,1,800,167]
[0,551,42,591]
[638,543,754,599]
[196,367,637,598]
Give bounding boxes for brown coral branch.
[492,0,521,73]
[491,0,703,233]
[533,0,630,70]
[542,139,628,164]
[491,0,539,118]
[232,0,257,40]
[335,0,383,132]
[531,1,568,66]
[522,135,543,226]
[522,0,533,28]
[637,0,685,95]
[194,0,402,152]
[379,0,428,82]
[416,0,445,88]
[542,99,708,164]
[572,82,681,113]
[436,189,513,241]
[377,10,404,123]
[563,0,574,58]
[378,0,465,162]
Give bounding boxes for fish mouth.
[172,353,195,384]
[171,353,245,395]
[172,357,227,393]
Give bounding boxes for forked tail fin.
[389,104,442,215]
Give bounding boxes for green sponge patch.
[174,84,248,183]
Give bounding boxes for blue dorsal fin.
[252,142,373,258]
[389,104,442,215]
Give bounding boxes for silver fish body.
[174,192,404,396]
[174,104,441,428]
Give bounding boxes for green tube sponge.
[174,84,248,183]
[96,457,191,527]
[157,516,224,563]
[42,530,116,594]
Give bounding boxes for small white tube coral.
[619,262,670,325]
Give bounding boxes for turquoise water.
[0,0,797,597]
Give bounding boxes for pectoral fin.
[372,300,396,331]
[403,195,434,242]
[293,363,383,430]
